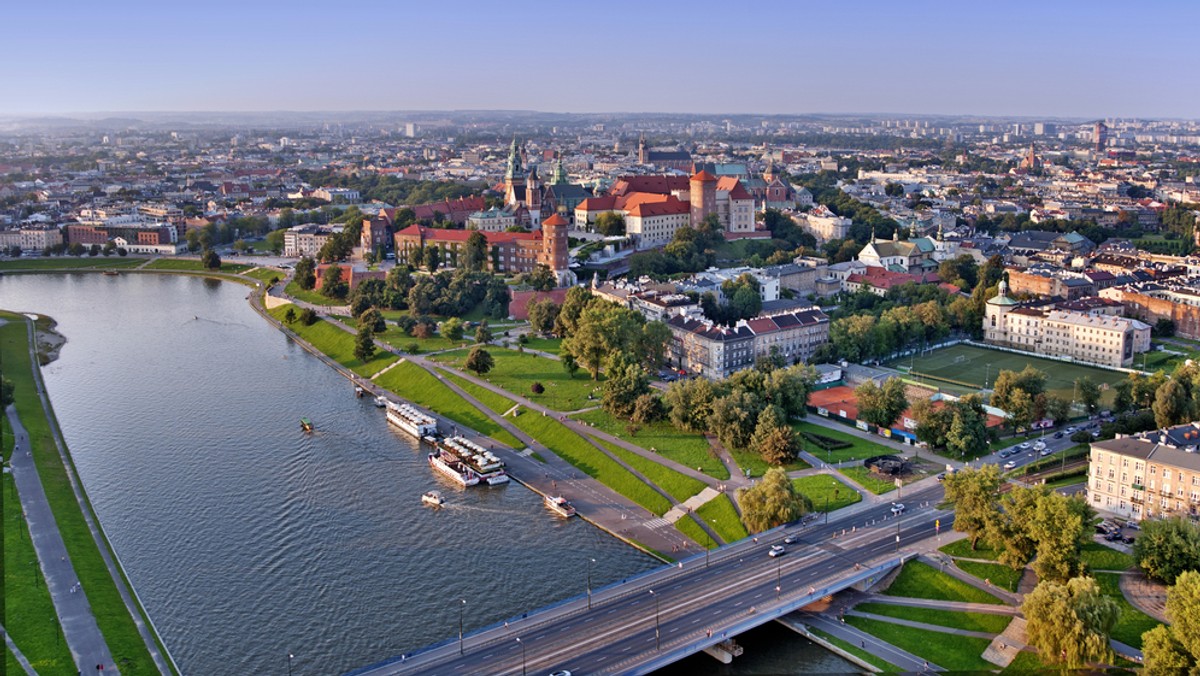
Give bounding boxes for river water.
[0,273,855,675]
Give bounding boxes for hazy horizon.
[4,0,1198,118]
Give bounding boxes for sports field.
[891,343,1126,405]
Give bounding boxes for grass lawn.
[794,420,896,464]
[521,337,562,354]
[955,560,1023,592]
[845,616,995,672]
[728,446,810,479]
[374,362,522,449]
[939,538,1003,561]
[807,627,900,672]
[837,465,900,495]
[284,279,343,306]
[0,317,164,673]
[695,493,748,544]
[891,343,1126,406]
[142,258,253,273]
[0,256,143,270]
[573,409,728,480]
[593,439,706,503]
[884,560,1004,605]
[675,517,715,549]
[792,474,862,512]
[243,267,284,284]
[1012,444,1089,477]
[268,304,397,377]
[1000,650,1058,674]
[1080,541,1134,571]
[1042,469,1087,490]
[855,602,1013,634]
[433,348,604,412]
[1094,572,1161,649]
[377,327,473,354]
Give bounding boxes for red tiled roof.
[395,224,538,244]
[576,195,617,212]
[542,213,568,227]
[610,175,690,196]
[690,170,717,182]
[715,176,753,200]
[627,197,689,217]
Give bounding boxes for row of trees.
[626,215,726,279]
[39,242,129,258]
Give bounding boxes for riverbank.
[0,311,177,674]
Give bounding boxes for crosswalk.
[643,517,671,530]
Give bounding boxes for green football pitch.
[891,343,1126,405]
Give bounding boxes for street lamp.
[287,653,293,676]
[515,637,526,676]
[586,558,596,609]
[895,520,901,553]
[776,560,782,600]
[649,589,660,650]
[459,599,467,655]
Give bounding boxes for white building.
[283,224,342,258]
[466,208,516,232]
[797,205,852,242]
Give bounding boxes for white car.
[769,545,786,558]
[891,503,905,515]
[1033,441,1046,451]
[1004,460,1017,470]
[1019,442,1032,450]
[1040,447,1054,456]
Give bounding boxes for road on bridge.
[356,483,952,676]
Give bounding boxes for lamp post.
[287,653,293,676]
[586,558,596,609]
[459,599,467,655]
[776,560,782,600]
[649,589,660,650]
[895,520,901,553]
[515,637,526,676]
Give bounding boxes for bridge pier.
[702,639,744,664]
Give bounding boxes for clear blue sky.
[4,0,1197,118]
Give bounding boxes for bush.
[801,431,853,451]
[405,343,420,354]
[531,382,545,394]
[298,308,318,326]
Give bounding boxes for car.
[997,449,1010,459]
[936,472,946,482]
[1106,532,1122,542]
[1123,536,1136,545]
[768,545,786,558]
[1004,460,1017,470]
[783,535,797,545]
[1053,432,1064,439]
[1095,524,1111,534]
[1019,442,1032,450]
[1066,426,1077,434]
[891,503,905,515]
[1126,521,1140,530]
[549,671,573,676]
[1033,441,1046,451]
[1040,448,1053,456]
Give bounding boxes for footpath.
[7,405,116,673]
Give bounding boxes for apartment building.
[283,224,342,258]
[665,307,830,379]
[1089,424,1200,521]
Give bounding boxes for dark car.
[1053,432,1064,439]
[1123,536,1136,545]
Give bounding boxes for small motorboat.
[354,385,365,398]
[374,396,387,408]
[300,417,314,432]
[421,490,446,506]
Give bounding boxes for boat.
[428,452,480,486]
[421,490,446,506]
[437,436,508,485]
[354,385,365,398]
[545,495,576,518]
[300,417,314,432]
[374,396,387,408]
[102,270,120,276]
[386,402,439,439]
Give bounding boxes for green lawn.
[374,362,522,448]
[0,317,164,674]
[854,602,1013,634]
[794,420,896,463]
[806,627,900,672]
[695,493,748,544]
[728,445,810,479]
[792,474,862,512]
[268,304,397,377]
[1094,572,1161,649]
[142,258,253,273]
[955,560,1023,592]
[675,517,715,549]
[433,348,604,412]
[837,465,900,495]
[844,616,995,672]
[884,560,1004,605]
[284,279,344,306]
[1080,541,1134,571]
[1042,469,1087,490]
[243,267,284,283]
[0,256,143,270]
[377,327,473,354]
[522,337,562,354]
[1001,650,1059,674]
[573,409,728,480]
[1011,444,1089,477]
[593,439,706,503]
[939,538,1003,561]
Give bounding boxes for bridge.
[349,483,952,676]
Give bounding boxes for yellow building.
[1089,425,1200,521]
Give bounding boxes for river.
[0,272,855,675]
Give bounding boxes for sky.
[3,0,1198,118]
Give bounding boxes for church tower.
[504,137,525,207]
[526,165,542,228]
[551,156,569,185]
[638,133,647,165]
[984,279,1017,346]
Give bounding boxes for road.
[975,424,1090,473]
[355,484,951,676]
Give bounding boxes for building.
[1088,423,1200,521]
[283,224,341,258]
[466,208,517,232]
[857,232,937,274]
[1094,121,1109,153]
[984,281,1150,368]
[0,225,63,251]
[637,133,692,171]
[665,307,830,379]
[393,213,572,285]
[797,205,852,242]
[312,187,360,203]
[1101,280,1200,341]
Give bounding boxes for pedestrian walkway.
[1120,571,1168,623]
[917,553,1022,605]
[7,406,116,673]
[662,487,721,524]
[861,594,1021,615]
[1,625,37,676]
[793,611,941,672]
[845,609,996,639]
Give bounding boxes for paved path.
[7,405,116,673]
[796,611,940,672]
[846,609,997,639]
[860,594,1021,615]
[1,625,38,676]
[918,553,1023,605]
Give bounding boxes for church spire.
[505,137,523,180]
[552,154,568,185]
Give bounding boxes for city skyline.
[5,0,1199,118]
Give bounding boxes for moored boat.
[421,490,445,506]
[374,396,387,408]
[428,452,480,486]
[386,402,439,439]
[354,385,365,398]
[544,495,576,518]
[437,436,508,485]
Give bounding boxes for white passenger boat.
[544,495,576,518]
[386,402,439,438]
[421,490,446,506]
[428,452,480,487]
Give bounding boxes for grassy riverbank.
[267,303,397,377]
[0,313,168,674]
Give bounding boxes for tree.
[320,263,348,299]
[440,317,464,341]
[1154,378,1193,428]
[0,375,13,408]
[595,211,626,237]
[284,308,296,324]
[531,382,545,395]
[708,391,761,450]
[946,395,990,459]
[561,353,579,379]
[1021,576,1118,668]
[294,256,317,290]
[751,405,797,466]
[527,300,560,336]
[631,393,665,425]
[943,465,1001,550]
[639,321,672,370]
[474,321,492,345]
[603,354,650,419]
[265,229,286,254]
[1113,380,1134,414]
[298,308,318,326]
[855,377,908,428]
[88,244,101,257]
[528,265,557,292]
[1142,625,1194,676]
[464,347,494,376]
[554,287,593,337]
[423,246,440,271]
[664,378,715,432]
[1134,517,1200,584]
[463,231,488,272]
[991,366,1047,414]
[201,248,221,270]
[1028,491,1090,583]
[358,307,385,334]
[1076,376,1101,415]
[1045,395,1072,425]
[412,322,434,340]
[1163,571,1200,667]
[353,327,376,362]
[736,468,811,533]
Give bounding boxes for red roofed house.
[393,213,573,286]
